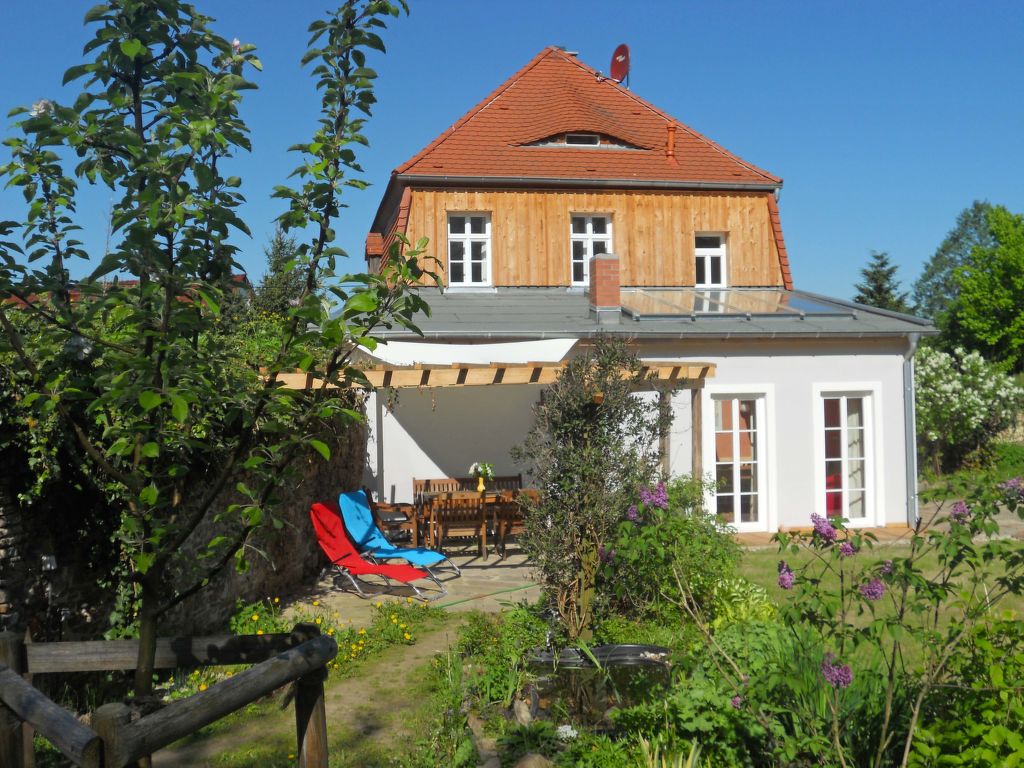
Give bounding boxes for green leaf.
[344,292,378,314]
[309,439,331,461]
[169,394,188,422]
[141,442,160,458]
[139,484,158,506]
[197,290,220,316]
[119,39,146,59]
[134,551,155,574]
[138,391,162,411]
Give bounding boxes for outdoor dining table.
[413,490,531,558]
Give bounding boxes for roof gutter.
[395,173,782,193]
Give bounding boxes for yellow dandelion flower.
[273,597,280,604]
[351,643,358,650]
[251,614,259,622]
[327,628,334,636]
[256,629,264,635]
[406,597,414,604]
[312,600,319,607]
[399,623,406,629]
[191,670,199,678]
[199,683,208,692]
[404,633,411,641]
[315,617,322,625]
[358,628,367,635]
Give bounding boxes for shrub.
[915,345,1024,472]
[600,476,739,624]
[513,336,671,640]
[458,605,548,708]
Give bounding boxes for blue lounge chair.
[338,490,461,576]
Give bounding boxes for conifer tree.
[253,226,305,315]
[853,251,910,313]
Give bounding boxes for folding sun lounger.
[309,502,446,601]
[339,490,461,577]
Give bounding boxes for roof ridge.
[556,51,781,185]
[394,46,563,175]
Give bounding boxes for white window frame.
[812,382,884,528]
[695,233,727,288]
[570,214,612,286]
[701,384,776,533]
[447,213,492,287]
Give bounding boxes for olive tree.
[0,0,436,696]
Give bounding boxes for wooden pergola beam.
[277,361,714,391]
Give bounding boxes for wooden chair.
[429,491,488,558]
[413,474,523,496]
[494,489,538,558]
[362,486,416,544]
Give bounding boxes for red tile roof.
[395,46,781,187]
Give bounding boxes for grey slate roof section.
[385,288,937,341]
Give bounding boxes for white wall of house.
[640,338,912,532]
[365,337,914,532]
[364,384,543,504]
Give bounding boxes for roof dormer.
[521,131,646,150]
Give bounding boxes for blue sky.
[2,1,1022,302]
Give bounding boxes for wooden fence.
[0,624,338,768]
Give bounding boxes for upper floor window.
[695,234,727,288]
[565,133,600,146]
[448,214,491,286]
[570,215,612,285]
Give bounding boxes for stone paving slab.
[288,547,541,628]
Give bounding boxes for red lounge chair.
[309,502,446,601]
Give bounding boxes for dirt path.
[152,625,460,767]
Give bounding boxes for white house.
[359,47,935,532]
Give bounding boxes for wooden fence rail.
[0,625,337,768]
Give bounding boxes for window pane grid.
[715,397,761,525]
[570,215,612,285]
[695,233,727,288]
[822,395,868,520]
[448,214,490,286]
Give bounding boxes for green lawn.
[738,540,1024,620]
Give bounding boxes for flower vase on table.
[469,461,494,494]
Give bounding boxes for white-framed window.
[565,133,601,146]
[813,384,882,527]
[695,233,727,287]
[712,395,766,528]
[570,214,612,285]
[447,214,491,286]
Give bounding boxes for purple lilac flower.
[810,513,838,542]
[880,560,894,576]
[999,477,1024,504]
[730,695,743,710]
[777,560,795,590]
[598,545,616,564]
[626,505,640,522]
[839,541,856,558]
[860,578,886,601]
[639,481,669,510]
[821,654,853,689]
[950,501,971,523]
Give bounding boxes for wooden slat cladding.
[406,188,784,287]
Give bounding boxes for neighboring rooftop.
[380,288,936,341]
[392,46,781,189]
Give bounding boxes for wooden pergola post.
[691,384,704,480]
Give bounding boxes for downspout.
[903,333,921,526]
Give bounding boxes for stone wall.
[163,417,368,634]
[0,473,26,630]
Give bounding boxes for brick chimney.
[588,252,621,324]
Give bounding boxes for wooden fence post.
[291,624,329,768]
[0,631,26,768]
[93,702,131,768]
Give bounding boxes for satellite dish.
[610,43,630,85]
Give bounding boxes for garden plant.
[0,0,437,699]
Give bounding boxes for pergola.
[277,358,715,477]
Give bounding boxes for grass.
[738,536,1024,623]
[921,440,1024,499]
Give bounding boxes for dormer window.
[565,133,600,146]
[695,234,727,288]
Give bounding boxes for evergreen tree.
[853,251,910,313]
[253,226,305,315]
[913,201,996,320]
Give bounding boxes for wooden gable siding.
[405,188,784,287]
